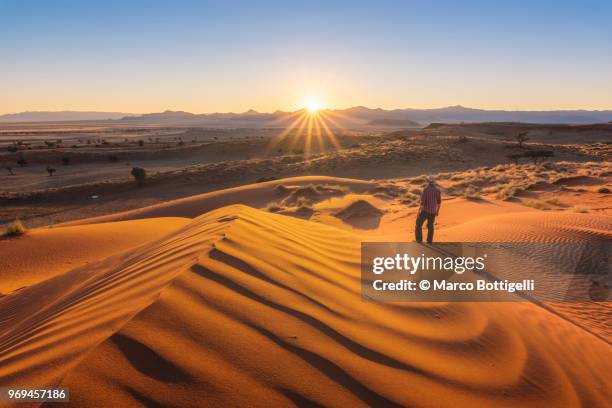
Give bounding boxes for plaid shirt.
[419,184,441,215]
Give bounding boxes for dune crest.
[0,205,610,407]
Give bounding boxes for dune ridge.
[0,205,609,407]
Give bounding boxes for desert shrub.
[572,205,589,213]
[481,185,502,194]
[374,183,405,197]
[274,184,290,195]
[5,166,14,175]
[3,219,26,237]
[7,145,18,153]
[61,156,71,165]
[46,166,56,176]
[463,186,481,199]
[457,135,468,143]
[409,187,421,195]
[524,200,550,210]
[515,131,529,148]
[506,153,523,165]
[544,197,563,206]
[281,186,319,206]
[496,185,520,200]
[597,187,610,194]
[108,155,118,162]
[16,156,26,167]
[523,149,554,164]
[295,196,312,210]
[256,176,277,183]
[265,202,283,213]
[401,192,419,204]
[131,167,146,186]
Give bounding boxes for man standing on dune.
[415,175,442,244]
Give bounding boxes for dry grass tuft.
[2,219,26,237]
[496,185,520,200]
[571,205,589,213]
[544,197,563,206]
[265,202,283,213]
[462,186,481,199]
[523,200,551,211]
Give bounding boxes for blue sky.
[1,0,611,113]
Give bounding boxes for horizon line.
[3,104,612,117]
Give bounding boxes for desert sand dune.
[0,204,610,407]
[0,217,189,294]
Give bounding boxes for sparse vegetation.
[16,156,26,167]
[46,166,56,176]
[256,176,277,183]
[544,197,563,206]
[61,156,71,165]
[515,131,529,148]
[131,167,147,186]
[523,149,554,164]
[2,219,26,237]
[572,205,589,213]
[463,186,481,199]
[524,200,550,210]
[265,202,283,212]
[496,185,520,200]
[597,187,610,194]
[506,153,523,165]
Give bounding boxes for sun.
[303,98,323,114]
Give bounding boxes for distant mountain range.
[2,106,612,127]
[0,111,134,122]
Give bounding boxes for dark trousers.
[415,211,436,243]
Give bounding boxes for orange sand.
[0,217,189,294]
[0,176,610,407]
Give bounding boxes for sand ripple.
[0,206,603,406]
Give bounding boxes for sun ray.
[265,111,308,156]
[304,114,314,158]
[268,98,347,159]
[316,113,341,150]
[314,115,325,153]
[287,113,310,154]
